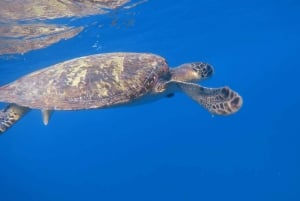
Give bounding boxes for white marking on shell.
[109,55,124,83]
[66,61,88,87]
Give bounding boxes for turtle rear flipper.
[0,104,30,134]
[177,82,242,115]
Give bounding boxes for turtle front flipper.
[0,104,30,134]
[177,82,242,115]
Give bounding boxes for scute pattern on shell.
[0,53,169,110]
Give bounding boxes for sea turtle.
[0,52,242,134]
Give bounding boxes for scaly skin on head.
[170,62,214,83]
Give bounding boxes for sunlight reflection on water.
[0,0,146,55]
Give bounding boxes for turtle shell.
[0,53,170,110]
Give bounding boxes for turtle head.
[171,62,214,83]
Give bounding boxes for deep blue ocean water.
[0,0,300,200]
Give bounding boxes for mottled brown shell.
[0,53,170,110]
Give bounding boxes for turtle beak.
[206,64,214,77]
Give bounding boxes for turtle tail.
[0,104,30,134]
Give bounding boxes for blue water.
[1,0,300,200]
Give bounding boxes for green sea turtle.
[0,52,242,134]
